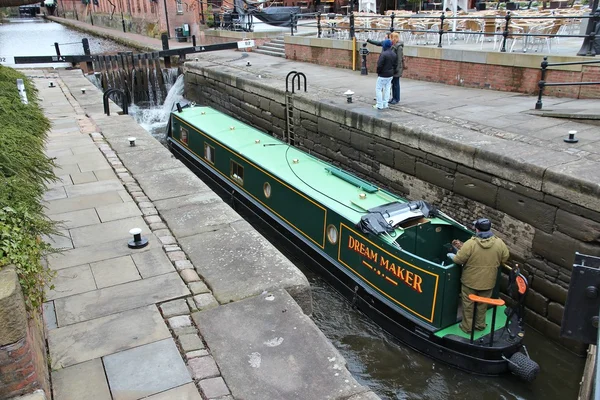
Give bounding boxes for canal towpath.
[33,67,380,400]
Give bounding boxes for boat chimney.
[176,103,182,113]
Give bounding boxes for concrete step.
[253,48,285,58]
[258,44,284,53]
[265,42,285,49]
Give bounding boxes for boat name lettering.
[348,236,378,263]
[348,235,423,293]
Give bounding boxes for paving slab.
[69,216,148,247]
[94,168,119,181]
[135,167,209,201]
[46,264,97,301]
[48,235,161,270]
[161,202,242,238]
[117,146,184,175]
[153,191,222,212]
[51,358,111,400]
[103,338,192,400]
[48,208,101,229]
[64,179,124,198]
[54,272,189,326]
[44,187,67,201]
[95,202,142,222]
[43,230,73,250]
[180,227,312,314]
[143,383,202,400]
[90,255,141,288]
[192,290,366,400]
[44,191,125,215]
[70,171,97,185]
[48,305,170,369]
[43,301,58,331]
[131,248,175,278]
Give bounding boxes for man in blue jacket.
[374,39,396,110]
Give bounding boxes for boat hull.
[167,135,525,376]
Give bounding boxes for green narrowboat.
[167,105,539,381]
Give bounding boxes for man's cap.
[382,39,392,50]
[473,218,491,232]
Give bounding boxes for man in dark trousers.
[447,218,510,333]
[374,39,396,110]
[368,32,404,104]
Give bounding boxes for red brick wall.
[0,313,49,400]
[287,43,600,99]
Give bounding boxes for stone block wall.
[0,267,49,399]
[184,65,600,353]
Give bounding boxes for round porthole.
[263,182,271,198]
[327,224,338,245]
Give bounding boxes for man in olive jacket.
[447,218,509,333]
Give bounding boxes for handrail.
[103,88,128,116]
[535,56,600,109]
[469,294,504,346]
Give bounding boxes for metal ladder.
[284,71,307,145]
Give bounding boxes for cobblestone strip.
[57,83,233,399]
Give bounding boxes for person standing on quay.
[368,32,404,104]
[374,39,396,110]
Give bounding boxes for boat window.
[230,160,244,185]
[327,224,338,244]
[204,143,214,163]
[181,127,188,144]
[263,182,271,198]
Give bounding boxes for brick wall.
[287,41,600,99]
[185,65,600,353]
[0,268,49,400]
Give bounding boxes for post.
[82,38,94,72]
[350,12,355,38]
[500,12,511,53]
[317,12,322,38]
[121,11,126,32]
[90,7,94,25]
[54,42,61,59]
[535,56,548,110]
[192,34,196,47]
[390,12,395,32]
[290,13,296,36]
[161,33,171,68]
[438,12,445,48]
[360,42,369,75]
[489,306,498,346]
[578,3,600,56]
[163,0,171,38]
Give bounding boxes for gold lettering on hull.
[349,236,423,293]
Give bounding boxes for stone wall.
[285,36,600,99]
[184,65,600,353]
[0,267,49,399]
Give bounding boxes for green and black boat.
[167,105,539,381]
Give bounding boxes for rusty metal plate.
[561,253,600,345]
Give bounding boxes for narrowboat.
[166,105,539,381]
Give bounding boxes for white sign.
[0,56,14,65]
[237,40,255,49]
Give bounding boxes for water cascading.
[129,74,185,139]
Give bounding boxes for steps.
[254,36,286,58]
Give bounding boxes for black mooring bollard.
[359,42,369,75]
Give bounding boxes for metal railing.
[211,9,598,53]
[535,56,600,109]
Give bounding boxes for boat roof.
[175,106,446,238]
